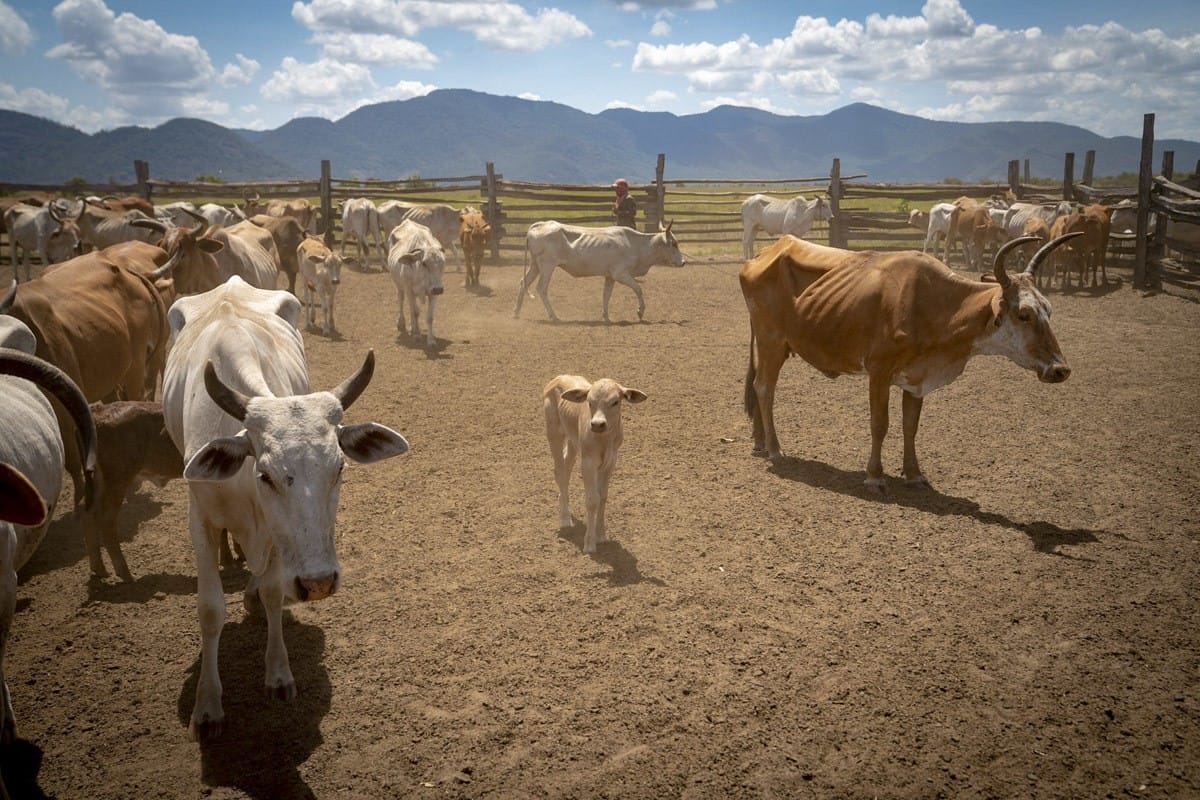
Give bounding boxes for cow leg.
[581,454,603,554]
[409,290,422,339]
[423,293,437,347]
[1,531,17,744]
[304,283,315,329]
[901,390,930,488]
[602,277,615,322]
[546,418,575,529]
[865,373,891,493]
[189,508,226,740]
[593,460,614,549]
[324,295,334,337]
[742,226,756,261]
[751,337,789,459]
[259,559,295,702]
[535,268,559,322]
[513,264,536,318]
[395,286,407,334]
[611,272,645,321]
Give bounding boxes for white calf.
[542,375,646,554]
[923,203,957,261]
[297,236,343,336]
[386,220,446,347]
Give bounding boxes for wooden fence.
[2,115,1195,289]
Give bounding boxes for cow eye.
[1017,309,1034,323]
[258,472,275,489]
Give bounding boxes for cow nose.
[331,277,340,285]
[590,420,607,433]
[430,286,445,296]
[295,572,338,602]
[1042,363,1071,383]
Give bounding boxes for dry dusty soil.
[2,251,1198,799]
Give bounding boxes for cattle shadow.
[303,323,346,342]
[176,615,330,800]
[0,737,50,799]
[530,318,690,328]
[1044,276,1125,297]
[765,456,1107,555]
[557,523,667,587]
[464,284,494,297]
[394,333,453,359]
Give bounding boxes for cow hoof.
[265,681,296,702]
[864,478,887,495]
[905,475,932,490]
[190,714,224,742]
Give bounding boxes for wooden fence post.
[652,153,666,233]
[828,158,845,248]
[1062,152,1075,201]
[1134,113,1155,290]
[134,160,150,201]
[320,160,333,247]
[1007,160,1020,198]
[1023,159,1030,184]
[485,161,501,261]
[1082,150,1096,186]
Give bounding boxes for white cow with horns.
[514,221,686,322]
[162,276,410,740]
[741,194,834,259]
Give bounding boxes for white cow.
[193,203,245,228]
[514,221,686,322]
[208,220,281,289]
[4,201,81,281]
[543,375,646,554]
[1001,201,1075,241]
[0,305,97,753]
[340,198,381,265]
[741,194,834,259]
[297,236,343,336]
[75,201,161,251]
[162,276,409,740]
[385,219,446,347]
[378,201,464,269]
[922,203,958,261]
[155,201,199,228]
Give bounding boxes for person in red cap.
[612,178,637,229]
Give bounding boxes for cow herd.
[0,185,1087,786]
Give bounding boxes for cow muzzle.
[331,277,341,286]
[1040,362,1071,383]
[294,571,339,602]
[590,419,608,433]
[430,286,444,296]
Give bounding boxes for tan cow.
[459,209,490,287]
[950,203,1007,271]
[739,233,1078,492]
[83,401,183,583]
[297,236,343,336]
[542,375,646,554]
[249,214,306,294]
[241,192,317,233]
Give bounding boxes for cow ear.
[0,462,47,526]
[621,388,648,404]
[184,433,253,481]
[338,423,409,464]
[978,273,998,283]
[561,388,589,403]
[199,238,224,254]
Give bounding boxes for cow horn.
[992,235,1038,288]
[131,218,167,234]
[0,347,98,509]
[203,361,250,422]
[182,207,208,224]
[147,247,183,281]
[1,280,15,313]
[1025,231,1086,278]
[330,350,375,411]
[48,202,66,223]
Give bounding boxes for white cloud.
[646,89,677,107]
[605,99,643,111]
[218,54,260,87]
[0,1,33,56]
[605,39,632,48]
[373,79,437,103]
[261,57,373,104]
[293,0,591,52]
[313,32,438,67]
[518,92,541,101]
[650,20,671,37]
[0,83,71,122]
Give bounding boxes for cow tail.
[521,238,534,297]
[744,328,758,419]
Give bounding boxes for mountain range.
[1,88,1196,185]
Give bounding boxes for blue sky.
[2,0,1198,140]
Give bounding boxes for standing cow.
[378,201,464,270]
[386,219,446,347]
[4,202,82,282]
[340,198,382,267]
[514,221,686,322]
[297,236,343,336]
[163,276,410,740]
[459,209,490,288]
[740,233,1079,492]
[741,194,834,259]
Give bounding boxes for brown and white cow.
[542,375,646,554]
[241,193,316,233]
[739,233,1079,492]
[459,209,490,288]
[297,236,343,336]
[249,214,306,293]
[82,400,183,583]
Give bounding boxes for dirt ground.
[2,249,1198,800]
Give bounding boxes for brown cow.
[950,203,1007,271]
[241,192,316,233]
[94,195,156,218]
[459,209,490,287]
[248,213,305,293]
[739,233,1078,492]
[4,245,175,506]
[83,400,183,582]
[1080,203,1111,287]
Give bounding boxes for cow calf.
[297,236,343,336]
[542,375,646,554]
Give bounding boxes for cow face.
[562,378,647,434]
[46,223,81,263]
[657,221,686,267]
[987,274,1071,383]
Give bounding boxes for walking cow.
[386,219,446,347]
[741,194,834,259]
